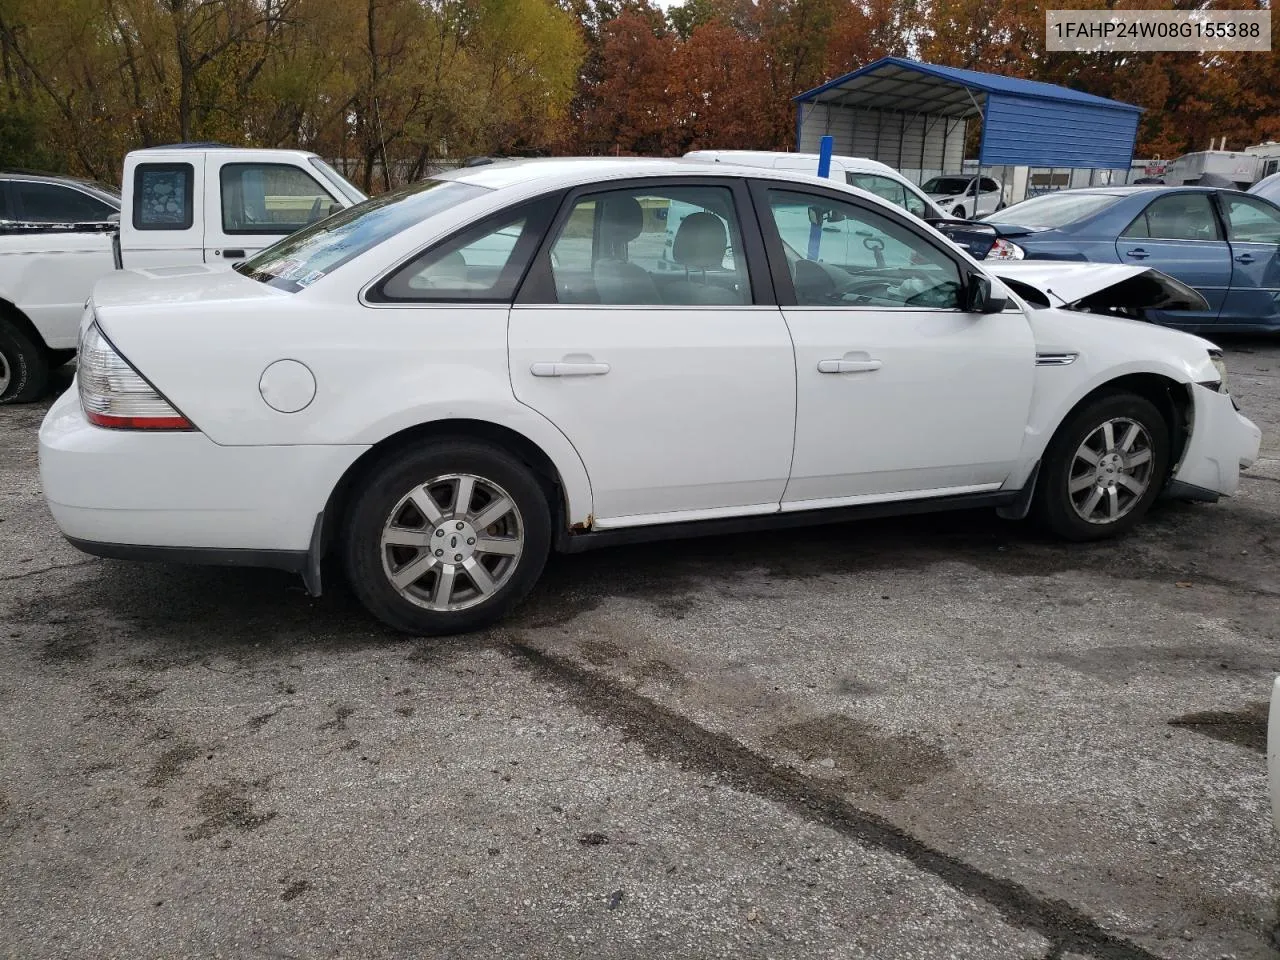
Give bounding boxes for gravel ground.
[2,342,1279,959]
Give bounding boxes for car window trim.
[1216,190,1280,243]
[1123,191,1224,243]
[9,177,116,222]
[746,177,972,311]
[515,175,775,308]
[218,161,341,237]
[364,192,564,306]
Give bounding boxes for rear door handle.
[1234,253,1256,264]
[220,249,246,259]
[530,361,611,378]
[818,358,882,374]
[1124,248,1149,260]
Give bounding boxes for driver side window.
[765,188,962,309]
[219,163,339,235]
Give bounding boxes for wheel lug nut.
[454,554,462,561]
[435,530,444,537]
[435,549,443,557]
[467,538,475,545]
[456,522,464,530]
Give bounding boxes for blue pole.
[807,135,834,259]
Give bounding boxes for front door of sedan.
[1114,192,1231,326]
[508,179,797,528]
[1216,192,1280,328]
[752,183,1034,507]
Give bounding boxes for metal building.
[794,57,1142,198]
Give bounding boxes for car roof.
[684,150,899,176]
[434,156,894,192]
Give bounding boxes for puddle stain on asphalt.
[185,782,277,841]
[145,743,204,788]
[763,713,955,800]
[1168,702,1268,753]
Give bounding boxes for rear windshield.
[985,192,1122,230]
[922,177,972,195]
[236,179,487,291]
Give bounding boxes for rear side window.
[220,163,339,235]
[988,192,1121,230]
[133,163,194,230]
[369,198,558,303]
[1123,194,1221,241]
[980,178,1000,192]
[12,181,115,222]
[1222,194,1280,243]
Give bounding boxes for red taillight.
[77,323,196,431]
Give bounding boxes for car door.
[751,181,1034,507]
[508,178,797,528]
[204,157,342,264]
[977,177,1002,216]
[1114,191,1230,325]
[1216,192,1280,327]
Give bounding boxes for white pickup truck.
[0,145,364,403]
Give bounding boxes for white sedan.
[39,158,1262,634]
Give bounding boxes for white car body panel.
[509,303,796,522]
[35,157,1262,584]
[0,232,114,348]
[781,307,1035,503]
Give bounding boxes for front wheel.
[952,205,967,219]
[1033,392,1170,541]
[343,440,552,634]
[0,323,50,404]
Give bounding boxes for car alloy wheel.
[0,348,10,395]
[1067,418,1155,524]
[381,473,524,612]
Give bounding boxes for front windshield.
[985,191,1122,230]
[308,157,367,204]
[922,177,972,195]
[236,178,487,292]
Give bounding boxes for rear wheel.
[0,323,50,405]
[343,440,552,634]
[1034,392,1169,541]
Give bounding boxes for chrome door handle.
[1125,248,1149,260]
[817,358,882,374]
[1234,253,1256,264]
[530,361,611,377]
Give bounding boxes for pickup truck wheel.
[0,324,50,405]
[1034,392,1169,541]
[343,441,552,635]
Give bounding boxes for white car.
[39,158,1262,635]
[923,175,1004,219]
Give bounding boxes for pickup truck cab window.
[219,163,341,235]
[133,163,194,231]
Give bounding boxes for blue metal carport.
[794,57,1142,184]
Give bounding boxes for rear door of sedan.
[507,177,797,528]
[1114,191,1230,326]
[1215,192,1280,328]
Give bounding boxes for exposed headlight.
[987,238,1025,260]
[1208,349,1230,394]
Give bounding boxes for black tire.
[47,348,76,369]
[343,439,552,635]
[0,322,50,405]
[952,205,967,219]
[1033,391,1170,542]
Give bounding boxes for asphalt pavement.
[3,343,1280,959]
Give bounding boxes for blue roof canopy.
[794,57,1141,170]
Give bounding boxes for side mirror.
[965,272,1009,314]
[327,203,343,217]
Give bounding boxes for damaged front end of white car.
[988,262,1208,322]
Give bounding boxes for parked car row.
[38,157,1261,634]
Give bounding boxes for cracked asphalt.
[3,342,1280,959]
